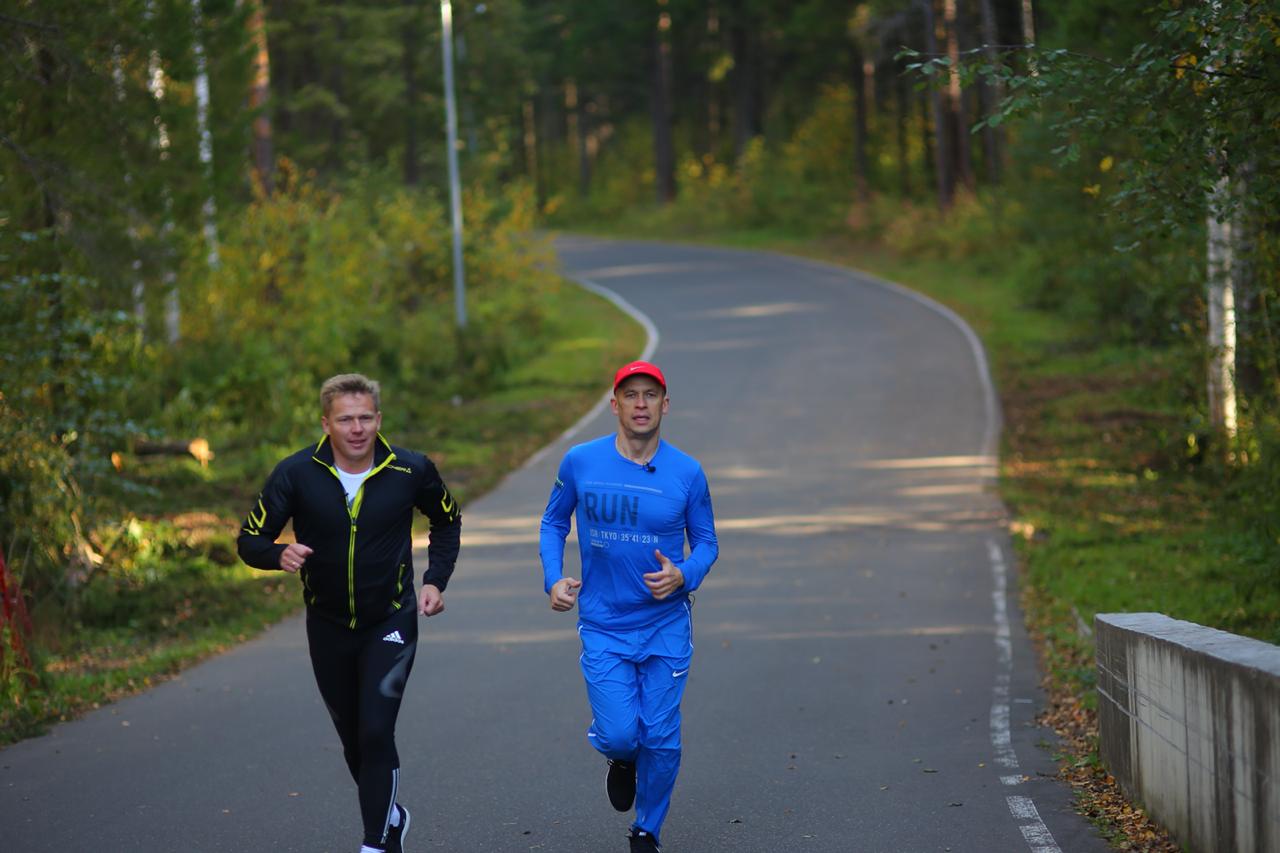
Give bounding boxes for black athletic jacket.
[237,433,461,629]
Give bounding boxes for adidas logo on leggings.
[382,630,405,645]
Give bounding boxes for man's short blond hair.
[321,373,381,414]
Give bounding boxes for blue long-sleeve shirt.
[539,435,719,631]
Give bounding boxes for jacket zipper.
[316,444,398,628]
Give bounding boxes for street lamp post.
[440,0,467,329]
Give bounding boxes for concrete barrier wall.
[1095,613,1280,853]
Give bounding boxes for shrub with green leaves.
[0,230,150,601]
[0,227,157,716]
[168,171,557,446]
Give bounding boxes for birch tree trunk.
[144,6,182,343]
[440,0,467,329]
[1021,0,1037,75]
[191,0,220,285]
[1204,10,1240,448]
[1207,175,1239,442]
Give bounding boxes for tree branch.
[1169,62,1268,83]
[0,13,59,33]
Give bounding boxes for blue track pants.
[579,604,693,841]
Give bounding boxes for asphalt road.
[0,236,1113,853]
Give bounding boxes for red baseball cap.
[613,360,666,390]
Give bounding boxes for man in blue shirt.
[540,361,719,853]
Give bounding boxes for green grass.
[18,561,301,727]
[0,279,644,745]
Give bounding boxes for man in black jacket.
[238,373,461,853]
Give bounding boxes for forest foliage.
[0,1,559,719]
[3,0,1279,733]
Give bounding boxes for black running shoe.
[606,759,637,811]
[386,803,411,853]
[628,827,662,852]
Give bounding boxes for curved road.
[1,237,1111,853]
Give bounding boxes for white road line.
[521,276,660,469]
[989,541,1020,772]
[1009,796,1062,852]
[1008,796,1041,821]
[992,542,1063,853]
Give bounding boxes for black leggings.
[307,605,418,849]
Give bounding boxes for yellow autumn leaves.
[1083,156,1114,197]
